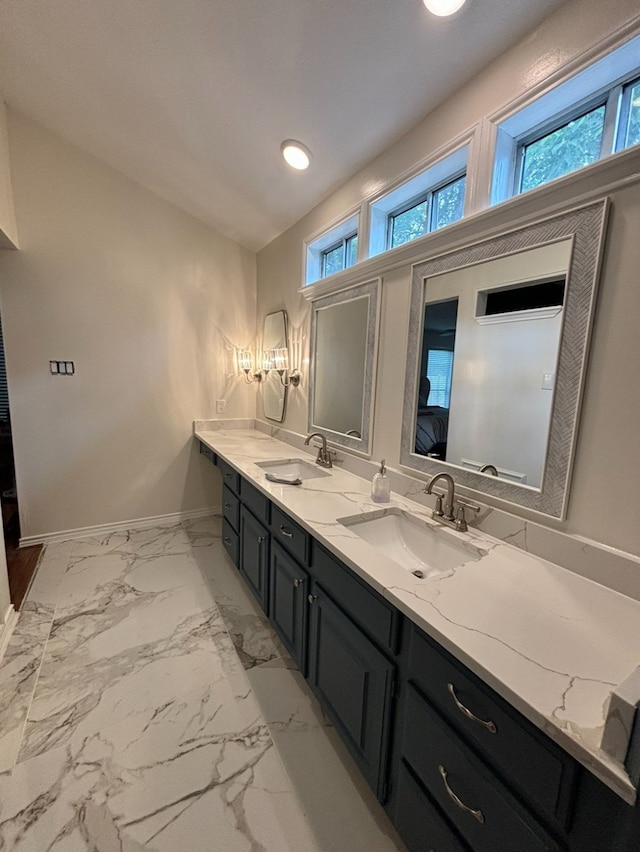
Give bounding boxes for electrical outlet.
[216,399,227,414]
[541,372,555,390]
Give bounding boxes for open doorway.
[0,313,42,608]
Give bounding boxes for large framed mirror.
[262,310,288,422]
[400,200,609,518]
[308,278,381,456]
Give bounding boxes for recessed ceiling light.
[281,140,311,170]
[423,0,467,16]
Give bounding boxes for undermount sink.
[338,508,484,578]
[255,458,331,481]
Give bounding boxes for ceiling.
[0,0,566,252]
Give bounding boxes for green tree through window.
[519,106,605,192]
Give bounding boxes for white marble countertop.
[195,426,640,804]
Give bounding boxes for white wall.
[0,100,17,249]
[256,0,640,558]
[0,111,257,538]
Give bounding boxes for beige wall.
[0,100,17,248]
[256,0,640,557]
[0,111,257,538]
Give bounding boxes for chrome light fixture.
[238,349,261,383]
[423,0,467,16]
[272,347,301,387]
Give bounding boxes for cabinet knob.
[307,594,317,604]
[258,535,266,543]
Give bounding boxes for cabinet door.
[269,541,309,672]
[239,506,269,612]
[307,585,395,801]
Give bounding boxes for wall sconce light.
[237,349,263,384]
[272,347,301,387]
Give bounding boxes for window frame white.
[491,33,640,205]
[368,143,469,258]
[305,211,360,286]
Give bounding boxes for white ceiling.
[0,0,566,252]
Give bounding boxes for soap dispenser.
[371,459,391,503]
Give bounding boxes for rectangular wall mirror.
[262,310,288,422]
[400,200,608,518]
[308,279,381,456]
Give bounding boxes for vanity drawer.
[218,458,240,495]
[222,518,239,567]
[407,626,575,828]
[311,543,399,654]
[402,684,559,852]
[241,479,270,525]
[222,485,240,533]
[271,505,310,566]
[199,441,216,464]
[394,759,471,852]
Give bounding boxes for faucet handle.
[457,497,480,514]
[432,493,444,517]
[454,504,469,531]
[430,489,446,517]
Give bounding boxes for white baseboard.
[19,506,222,548]
[0,605,18,665]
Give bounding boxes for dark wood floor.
[3,501,43,610]
[7,539,43,610]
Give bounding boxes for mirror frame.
[308,278,381,457]
[400,199,609,519]
[262,309,288,423]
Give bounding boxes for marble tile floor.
[0,515,405,851]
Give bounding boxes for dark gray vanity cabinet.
[389,622,640,852]
[239,505,270,611]
[306,542,400,802]
[200,444,640,852]
[307,584,396,801]
[218,458,241,568]
[268,540,309,672]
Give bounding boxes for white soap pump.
[371,459,391,503]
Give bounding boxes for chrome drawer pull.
[293,578,301,588]
[280,525,294,538]
[447,683,497,734]
[258,536,266,543]
[224,503,231,509]
[224,537,231,545]
[438,765,485,825]
[308,594,317,604]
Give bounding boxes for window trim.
[368,142,470,258]
[321,231,358,278]
[386,170,467,249]
[305,211,360,286]
[491,32,640,205]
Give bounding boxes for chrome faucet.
[304,432,333,469]
[424,472,479,532]
[479,464,498,476]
